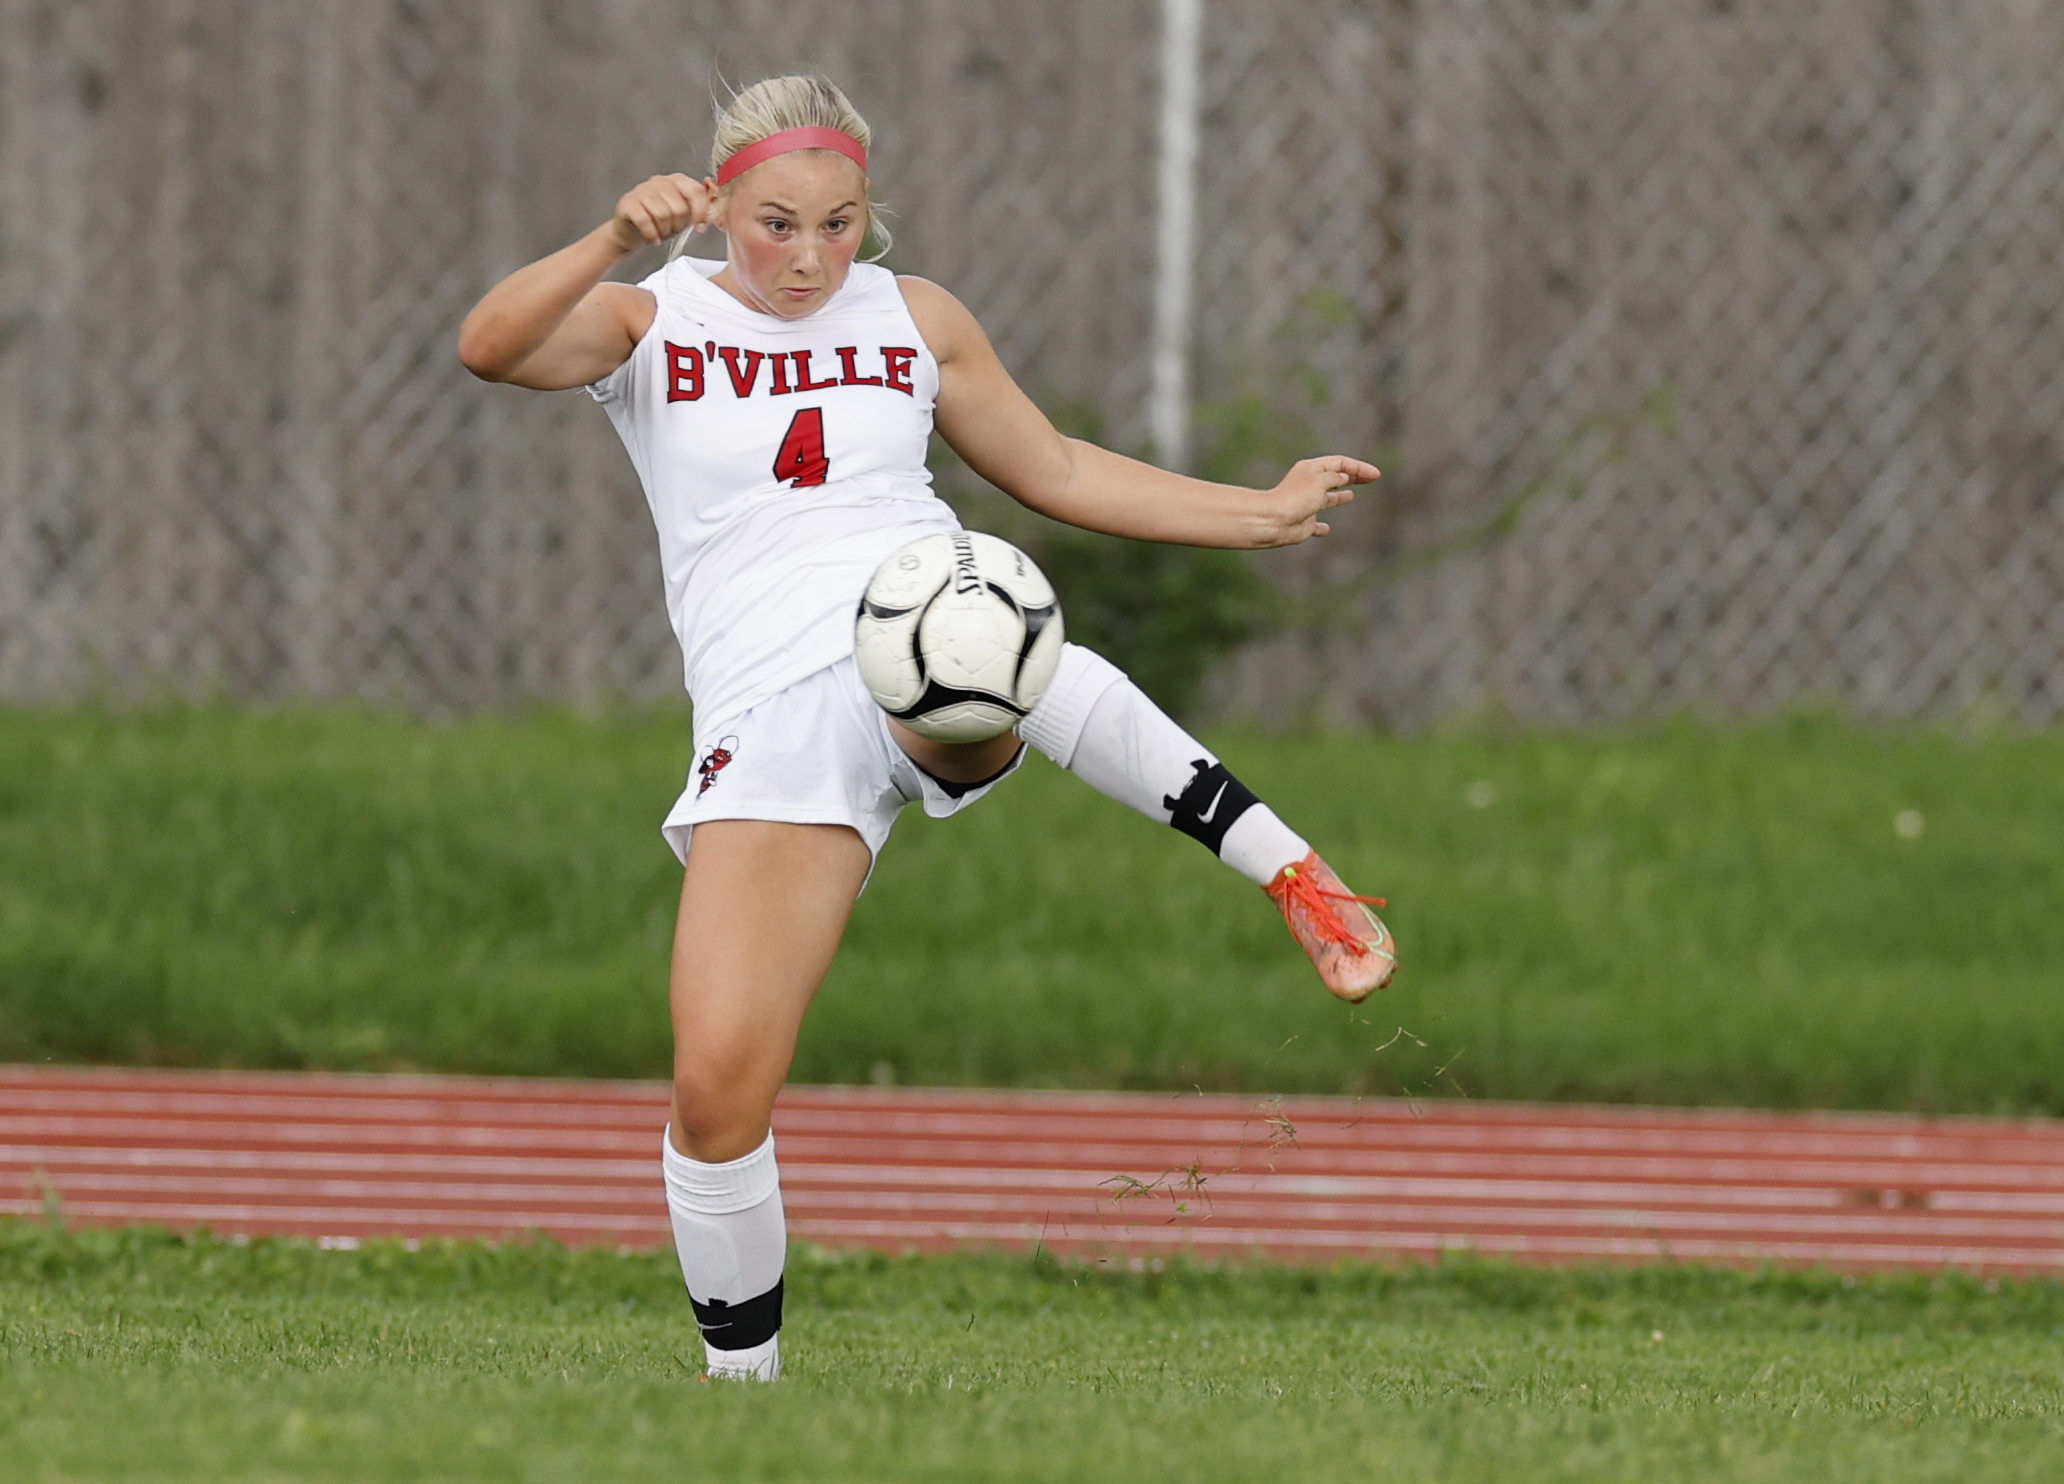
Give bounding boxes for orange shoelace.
[1265,864,1388,956]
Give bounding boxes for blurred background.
[6,0,2061,724]
[2,1,2061,1110]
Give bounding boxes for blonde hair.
[671,75,890,262]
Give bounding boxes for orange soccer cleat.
[1263,851,1397,1002]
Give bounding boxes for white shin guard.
[661,1130,786,1381]
[1017,643,1309,886]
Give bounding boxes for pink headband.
[715,126,869,186]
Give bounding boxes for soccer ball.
[854,531,1065,742]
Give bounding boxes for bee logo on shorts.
[696,736,740,797]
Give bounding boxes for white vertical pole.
[1150,0,1203,471]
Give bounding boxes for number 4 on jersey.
[773,408,830,488]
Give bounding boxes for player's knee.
[670,1059,740,1126]
[670,1052,764,1157]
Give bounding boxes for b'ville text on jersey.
[664,343,921,403]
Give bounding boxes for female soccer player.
[458,76,1394,1381]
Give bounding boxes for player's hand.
[1263,456,1380,546]
[607,173,714,254]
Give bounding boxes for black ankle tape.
[917,742,1025,800]
[691,1277,784,1350]
[1164,759,1259,854]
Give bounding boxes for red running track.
[4,1065,2062,1273]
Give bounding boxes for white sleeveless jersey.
[589,256,959,730]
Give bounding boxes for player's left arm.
[901,276,1375,549]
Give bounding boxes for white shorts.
[662,655,1023,871]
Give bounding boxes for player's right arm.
[457,174,712,390]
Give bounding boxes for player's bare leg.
[888,718,1023,785]
[664,819,872,1381]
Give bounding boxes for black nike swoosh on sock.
[1165,760,1260,855]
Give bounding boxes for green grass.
[4,1223,2061,1483]
[3,707,2062,1112]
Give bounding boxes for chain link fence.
[2,0,2060,722]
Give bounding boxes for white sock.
[1017,643,1309,886]
[661,1129,786,1381]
